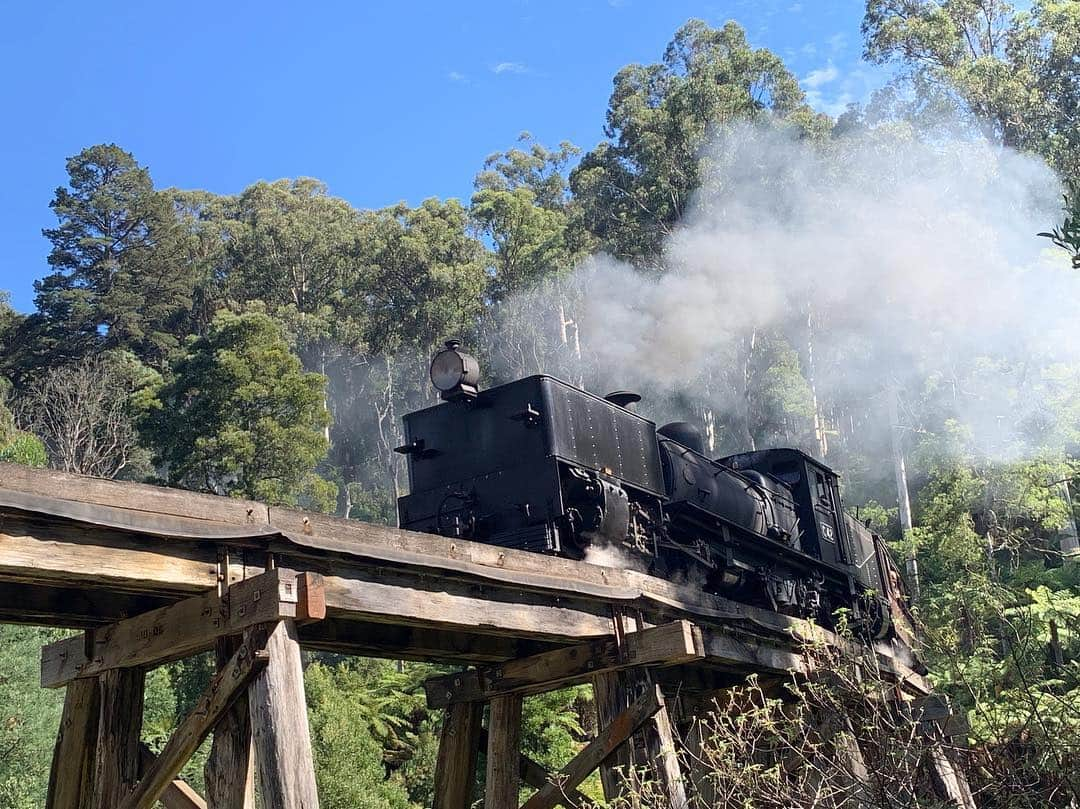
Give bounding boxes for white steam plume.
[498,123,1078,462]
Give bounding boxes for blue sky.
[0,0,885,313]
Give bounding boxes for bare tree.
[13,357,144,478]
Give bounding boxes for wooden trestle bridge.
[0,462,974,809]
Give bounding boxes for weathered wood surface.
[119,632,269,809]
[433,701,484,809]
[46,677,99,809]
[485,694,523,809]
[520,684,664,809]
[476,729,592,809]
[94,667,145,807]
[319,570,615,640]
[0,581,171,627]
[204,637,255,809]
[0,463,270,527]
[41,569,322,688]
[0,461,929,692]
[426,620,704,707]
[247,620,320,809]
[140,743,209,809]
[591,671,630,803]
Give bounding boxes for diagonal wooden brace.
[425,620,703,708]
[519,684,664,809]
[41,569,324,688]
[138,744,207,809]
[118,626,271,809]
[476,728,592,809]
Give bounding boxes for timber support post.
[40,568,326,809]
[426,621,702,809]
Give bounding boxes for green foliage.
[570,19,828,263]
[471,186,572,301]
[357,199,489,353]
[0,367,47,468]
[305,658,430,809]
[32,144,197,369]
[1039,183,1080,269]
[0,627,65,809]
[862,0,1080,184]
[145,310,335,506]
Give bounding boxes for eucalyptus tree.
[569,19,829,265]
[863,0,1080,183]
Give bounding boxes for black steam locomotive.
[397,342,909,639]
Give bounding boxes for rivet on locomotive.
[397,341,912,640]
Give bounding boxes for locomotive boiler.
[396,342,909,639]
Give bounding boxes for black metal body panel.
[402,375,664,497]
[720,448,852,569]
[540,378,664,496]
[659,440,799,544]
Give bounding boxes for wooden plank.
[139,744,208,809]
[0,461,270,527]
[45,677,99,809]
[0,518,218,592]
[520,684,663,809]
[700,627,809,675]
[204,637,255,809]
[160,779,208,809]
[270,508,627,593]
[119,631,269,809]
[41,569,321,688]
[248,620,320,809]
[426,621,703,707]
[434,701,484,809]
[485,694,523,809]
[321,572,614,640]
[94,667,145,807]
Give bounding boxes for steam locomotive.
[396,342,909,639]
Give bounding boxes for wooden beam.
[248,620,320,809]
[519,685,664,809]
[485,695,523,809]
[204,637,255,809]
[434,701,484,809]
[139,744,208,809]
[41,569,323,688]
[0,461,271,527]
[0,517,218,592]
[426,621,703,708]
[700,628,808,675]
[94,667,145,806]
[45,677,99,809]
[320,571,614,641]
[119,630,270,809]
[642,685,689,809]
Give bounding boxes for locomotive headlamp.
[430,340,480,401]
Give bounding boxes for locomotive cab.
[721,449,853,568]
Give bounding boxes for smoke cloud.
[494,123,1077,463]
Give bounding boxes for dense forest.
[2,2,1079,807]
